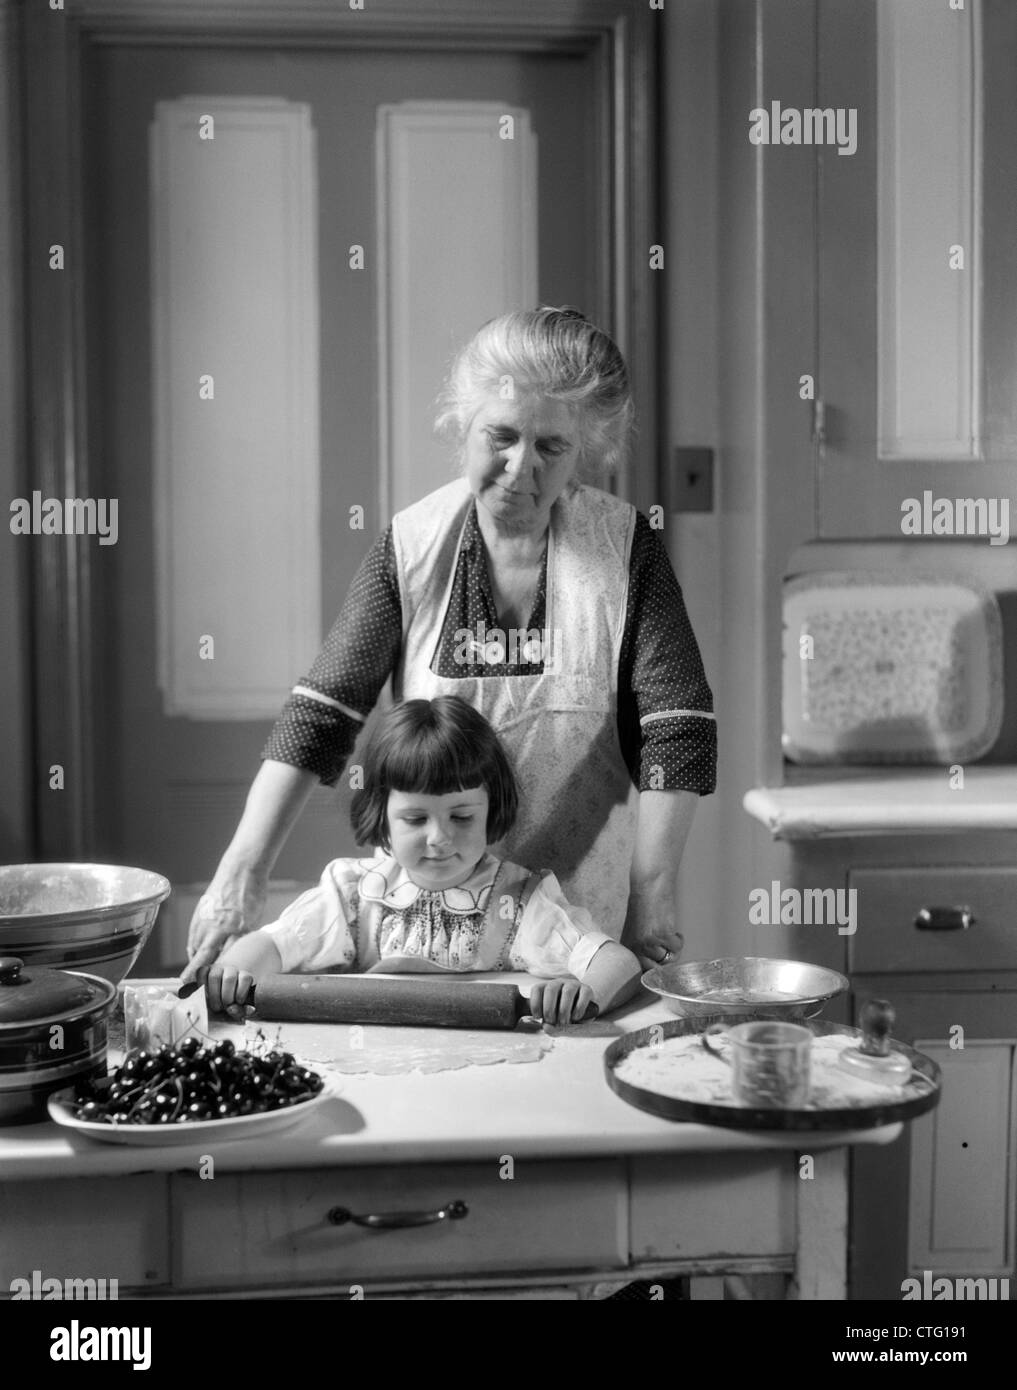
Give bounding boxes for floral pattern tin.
[782,572,1004,764]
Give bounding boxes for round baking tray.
[604,1014,941,1132]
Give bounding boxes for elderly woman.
[186,307,716,976]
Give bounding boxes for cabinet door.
[850,987,1017,1298]
[908,1041,1013,1274]
[818,0,1017,537]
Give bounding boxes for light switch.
[667,446,714,513]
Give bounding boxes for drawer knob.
[914,906,975,932]
[326,1200,469,1230]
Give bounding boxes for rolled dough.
[268,1024,554,1075]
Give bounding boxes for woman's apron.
[391,478,638,938]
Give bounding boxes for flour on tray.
[614,1031,920,1109]
[246,1024,554,1076]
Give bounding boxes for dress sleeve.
[509,872,614,980]
[616,513,718,794]
[260,860,360,973]
[261,528,403,786]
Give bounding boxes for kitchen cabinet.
[0,996,894,1300]
[853,989,1016,1300]
[817,0,1017,537]
[743,790,1017,1300]
[850,866,1017,1300]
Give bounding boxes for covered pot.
[0,955,116,1124]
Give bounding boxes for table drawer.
[630,1154,794,1261]
[0,1176,170,1294]
[849,868,1017,973]
[171,1159,627,1291]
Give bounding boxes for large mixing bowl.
[0,864,170,986]
[641,956,849,1021]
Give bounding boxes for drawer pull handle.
[914,906,975,932]
[326,1200,469,1230]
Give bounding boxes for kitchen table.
[0,984,901,1300]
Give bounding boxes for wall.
[0,0,30,861]
[663,0,724,954]
[665,0,819,956]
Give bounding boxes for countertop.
[0,983,902,1179]
[744,765,1017,839]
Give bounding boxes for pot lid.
[0,956,116,1026]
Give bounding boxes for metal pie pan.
[641,956,849,1021]
[604,1014,941,1132]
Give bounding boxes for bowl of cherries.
[47,1036,331,1145]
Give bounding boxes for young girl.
[205,697,643,1026]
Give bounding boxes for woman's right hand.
[180,866,268,984]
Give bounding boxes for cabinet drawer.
[0,1176,170,1293]
[630,1154,794,1261]
[171,1159,627,1291]
[849,868,1017,973]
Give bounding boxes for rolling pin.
[249,974,532,1031]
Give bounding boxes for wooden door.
[79,42,604,967]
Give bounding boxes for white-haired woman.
[185,308,716,977]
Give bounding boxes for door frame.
[20,0,660,857]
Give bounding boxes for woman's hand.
[180,760,318,984]
[623,789,695,969]
[204,963,257,1021]
[181,865,268,984]
[621,886,684,972]
[528,978,598,1027]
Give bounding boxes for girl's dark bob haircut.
[350,696,519,850]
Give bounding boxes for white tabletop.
[0,983,903,1178]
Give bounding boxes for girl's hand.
[205,963,257,1021]
[529,979,598,1027]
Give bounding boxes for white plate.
[47,1080,335,1146]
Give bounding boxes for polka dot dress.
[618,515,717,792]
[432,506,547,676]
[262,506,717,795]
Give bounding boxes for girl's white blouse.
[261,850,613,980]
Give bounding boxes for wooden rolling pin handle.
[248,974,529,1031]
